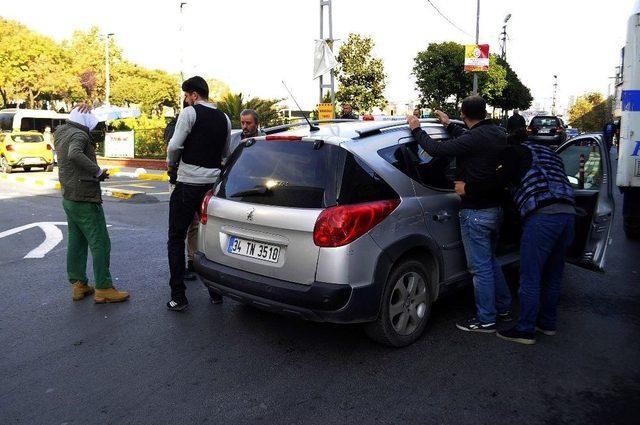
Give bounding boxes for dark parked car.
[528,115,567,147]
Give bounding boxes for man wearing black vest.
[166,76,231,311]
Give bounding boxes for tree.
[335,33,387,113]
[492,56,533,112]
[0,18,81,107]
[206,78,231,103]
[62,27,123,102]
[413,42,524,116]
[217,92,284,128]
[413,42,470,113]
[110,62,179,114]
[568,92,611,131]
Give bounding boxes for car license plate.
[539,129,551,134]
[227,236,280,263]
[23,158,40,165]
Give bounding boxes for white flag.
[313,40,338,80]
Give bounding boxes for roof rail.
[355,118,454,138]
[264,119,358,135]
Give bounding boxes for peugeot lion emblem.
[246,208,255,221]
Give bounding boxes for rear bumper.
[194,251,386,323]
[528,134,564,146]
[6,155,52,166]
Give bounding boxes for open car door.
[556,134,615,271]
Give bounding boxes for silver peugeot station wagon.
[194,119,614,347]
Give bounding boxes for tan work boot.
[94,286,130,304]
[72,281,95,301]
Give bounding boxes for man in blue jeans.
[408,96,512,333]
[461,131,575,344]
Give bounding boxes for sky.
[1,0,634,113]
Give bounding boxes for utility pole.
[551,74,558,115]
[105,33,114,106]
[319,0,335,114]
[472,0,480,95]
[500,13,511,60]
[179,2,187,112]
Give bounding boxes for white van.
[0,109,69,134]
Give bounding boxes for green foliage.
[492,56,533,111]
[335,33,387,113]
[413,42,470,111]
[0,20,191,113]
[412,42,528,113]
[568,92,611,132]
[110,62,179,114]
[0,18,81,107]
[217,92,285,128]
[110,115,168,159]
[206,78,231,103]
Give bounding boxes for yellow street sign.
[317,103,334,120]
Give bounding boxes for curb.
[101,188,143,200]
[1,172,144,200]
[0,173,61,190]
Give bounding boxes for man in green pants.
[54,108,129,303]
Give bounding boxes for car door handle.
[433,211,452,222]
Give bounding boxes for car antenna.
[282,80,320,132]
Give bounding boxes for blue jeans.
[517,213,575,333]
[460,207,512,324]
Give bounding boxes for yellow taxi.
[0,131,54,173]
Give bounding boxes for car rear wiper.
[229,186,271,198]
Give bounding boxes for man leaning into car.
[407,96,512,334]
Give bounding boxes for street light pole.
[472,0,480,95]
[500,13,511,60]
[551,74,558,115]
[179,2,187,112]
[105,33,114,106]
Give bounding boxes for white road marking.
[0,222,67,258]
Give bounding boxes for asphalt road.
[0,171,638,425]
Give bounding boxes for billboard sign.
[464,44,490,72]
[104,131,135,158]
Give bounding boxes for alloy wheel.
[388,271,428,336]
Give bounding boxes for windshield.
[531,117,559,127]
[217,140,341,208]
[11,134,44,143]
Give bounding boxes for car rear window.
[11,134,43,143]
[217,140,340,208]
[217,139,397,208]
[531,117,559,127]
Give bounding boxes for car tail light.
[265,135,302,141]
[556,126,564,132]
[5,145,14,151]
[527,126,533,135]
[200,189,215,225]
[313,199,400,247]
[46,144,53,150]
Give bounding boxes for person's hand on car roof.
[434,110,451,126]
[407,115,421,130]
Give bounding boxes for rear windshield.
[11,134,43,143]
[531,117,559,127]
[216,139,397,208]
[217,140,338,208]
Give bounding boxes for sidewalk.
[0,166,169,200]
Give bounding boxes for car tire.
[1,157,12,174]
[23,166,31,172]
[45,164,54,172]
[364,258,433,347]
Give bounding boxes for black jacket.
[465,145,532,199]
[506,114,526,133]
[411,119,507,210]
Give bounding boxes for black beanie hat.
[181,76,209,98]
